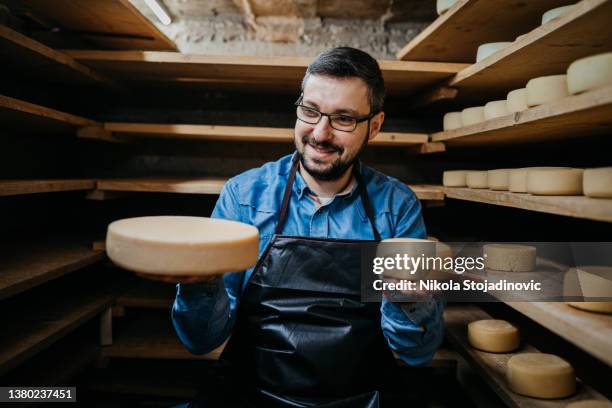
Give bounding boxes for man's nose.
[312,115,333,142]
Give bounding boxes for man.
[172,47,444,407]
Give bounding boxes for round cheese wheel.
[576,266,612,298]
[583,167,612,198]
[527,167,583,195]
[436,0,459,15]
[506,88,528,113]
[484,100,510,120]
[443,111,463,130]
[507,353,576,399]
[106,216,259,276]
[488,169,510,190]
[462,107,485,126]
[567,52,612,95]
[526,75,569,107]
[468,319,520,353]
[568,302,612,314]
[476,42,512,63]
[541,4,576,25]
[379,238,434,280]
[443,170,468,187]
[566,401,612,408]
[483,244,536,272]
[466,171,488,188]
[509,167,565,193]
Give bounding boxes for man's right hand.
[135,273,219,285]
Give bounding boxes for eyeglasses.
[294,96,378,132]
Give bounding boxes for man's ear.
[368,111,385,141]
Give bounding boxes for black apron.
[190,156,413,408]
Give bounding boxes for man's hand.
[135,273,219,285]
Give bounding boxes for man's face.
[294,74,383,181]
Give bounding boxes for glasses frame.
[294,96,378,132]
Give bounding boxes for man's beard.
[296,133,369,181]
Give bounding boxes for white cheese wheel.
[484,100,510,120]
[576,266,612,298]
[443,170,468,187]
[468,319,520,353]
[484,244,536,272]
[509,167,565,193]
[443,111,463,130]
[379,238,435,280]
[466,171,488,189]
[476,42,512,63]
[106,216,259,276]
[568,302,612,314]
[462,106,485,126]
[583,167,612,198]
[526,75,569,107]
[436,0,458,15]
[566,401,612,408]
[567,53,612,95]
[488,169,510,190]
[541,5,576,25]
[506,88,528,113]
[527,167,583,195]
[507,353,576,399]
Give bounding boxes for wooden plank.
[0,238,105,301]
[447,0,612,103]
[0,24,115,87]
[396,0,575,62]
[21,0,176,51]
[64,51,467,96]
[444,305,608,408]
[444,187,612,223]
[0,179,96,197]
[505,302,612,367]
[431,85,612,145]
[116,281,175,309]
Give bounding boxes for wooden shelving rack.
[0,179,96,197]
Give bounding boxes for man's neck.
[299,163,354,198]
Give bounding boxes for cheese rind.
[461,107,485,126]
[507,353,575,399]
[468,319,520,353]
[484,100,509,120]
[583,167,612,198]
[526,75,569,107]
[443,170,468,187]
[487,169,510,190]
[106,216,259,276]
[567,53,612,94]
[541,5,576,25]
[527,168,583,195]
[483,244,536,272]
[506,88,528,113]
[567,302,612,314]
[443,111,463,130]
[566,401,612,408]
[466,171,488,189]
[476,42,512,63]
[436,0,458,15]
[509,167,565,193]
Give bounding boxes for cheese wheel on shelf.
[541,4,576,25]
[567,52,612,95]
[507,353,576,399]
[484,100,509,120]
[476,42,512,63]
[527,167,583,195]
[568,302,612,314]
[443,111,463,130]
[583,167,612,198]
[509,167,565,193]
[443,170,468,187]
[487,169,510,190]
[436,0,458,15]
[106,216,259,276]
[466,171,488,188]
[468,319,520,353]
[566,401,612,408]
[506,88,528,113]
[526,75,569,107]
[576,266,612,298]
[483,244,536,272]
[461,106,485,126]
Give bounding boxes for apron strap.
[275,154,381,240]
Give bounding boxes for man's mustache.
[301,135,342,153]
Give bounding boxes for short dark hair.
[301,47,385,113]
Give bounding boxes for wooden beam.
[406,142,446,155]
[77,126,128,144]
[0,179,96,197]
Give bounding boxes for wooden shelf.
[432,86,612,145]
[0,179,96,197]
[446,0,612,103]
[0,94,99,136]
[397,0,574,62]
[0,25,115,87]
[0,238,105,301]
[445,304,608,408]
[64,51,467,96]
[20,0,176,51]
[506,302,612,367]
[116,281,174,310]
[443,186,612,223]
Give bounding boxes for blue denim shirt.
[172,153,444,366]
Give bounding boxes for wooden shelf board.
[64,51,467,96]
[447,0,612,102]
[443,187,612,223]
[116,281,175,309]
[0,238,105,301]
[0,179,96,197]
[397,0,574,62]
[445,304,608,408]
[21,0,176,51]
[431,86,612,145]
[505,302,612,367]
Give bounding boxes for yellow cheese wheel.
[567,52,612,95]
[527,168,583,195]
[443,170,468,187]
[583,167,612,198]
[526,75,569,107]
[568,302,612,314]
[484,100,509,120]
[483,244,536,272]
[476,42,512,63]
[487,169,510,190]
[466,171,488,189]
[541,5,576,25]
[468,319,520,353]
[443,111,463,130]
[506,88,528,113]
[507,353,576,399]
